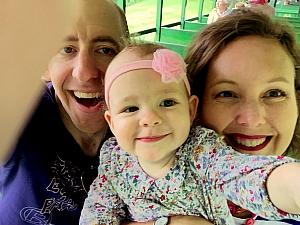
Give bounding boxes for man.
[0,0,129,224]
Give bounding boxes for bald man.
[0,1,129,224]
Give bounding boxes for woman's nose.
[235,100,266,127]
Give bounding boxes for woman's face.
[200,36,298,155]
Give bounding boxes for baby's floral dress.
[80,126,300,225]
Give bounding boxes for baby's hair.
[109,41,167,64]
[124,41,166,58]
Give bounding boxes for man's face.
[47,0,127,136]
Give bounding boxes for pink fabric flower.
[152,49,187,83]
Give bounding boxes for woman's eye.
[265,89,286,98]
[216,91,236,98]
[160,99,176,107]
[123,106,139,113]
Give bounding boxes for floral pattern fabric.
[80,126,300,225]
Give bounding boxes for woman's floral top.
[80,126,300,225]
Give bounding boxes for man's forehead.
[76,0,120,23]
[65,0,123,40]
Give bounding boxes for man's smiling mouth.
[73,91,103,107]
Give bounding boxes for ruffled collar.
[122,140,190,199]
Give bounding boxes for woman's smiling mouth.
[226,133,272,151]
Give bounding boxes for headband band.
[105,49,191,106]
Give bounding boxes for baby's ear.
[189,95,199,123]
[104,110,115,134]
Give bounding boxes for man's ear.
[189,95,199,123]
[41,70,51,82]
[104,110,115,134]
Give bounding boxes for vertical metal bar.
[155,0,163,42]
[198,0,205,22]
[180,0,187,29]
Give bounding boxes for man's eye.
[160,99,176,107]
[96,47,117,56]
[123,106,139,113]
[216,91,236,98]
[265,89,286,98]
[62,46,76,54]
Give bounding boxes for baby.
[80,43,300,225]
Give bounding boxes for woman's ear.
[188,95,199,123]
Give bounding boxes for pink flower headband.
[105,48,191,106]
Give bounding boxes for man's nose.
[72,52,101,82]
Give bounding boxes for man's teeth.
[236,137,266,147]
[74,91,101,98]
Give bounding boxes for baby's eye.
[160,99,177,107]
[216,91,237,98]
[123,106,139,113]
[264,89,286,98]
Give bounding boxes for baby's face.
[104,59,198,165]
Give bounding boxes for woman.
[185,9,300,225]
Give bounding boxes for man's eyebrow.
[92,36,121,49]
[64,35,78,42]
[64,35,121,50]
